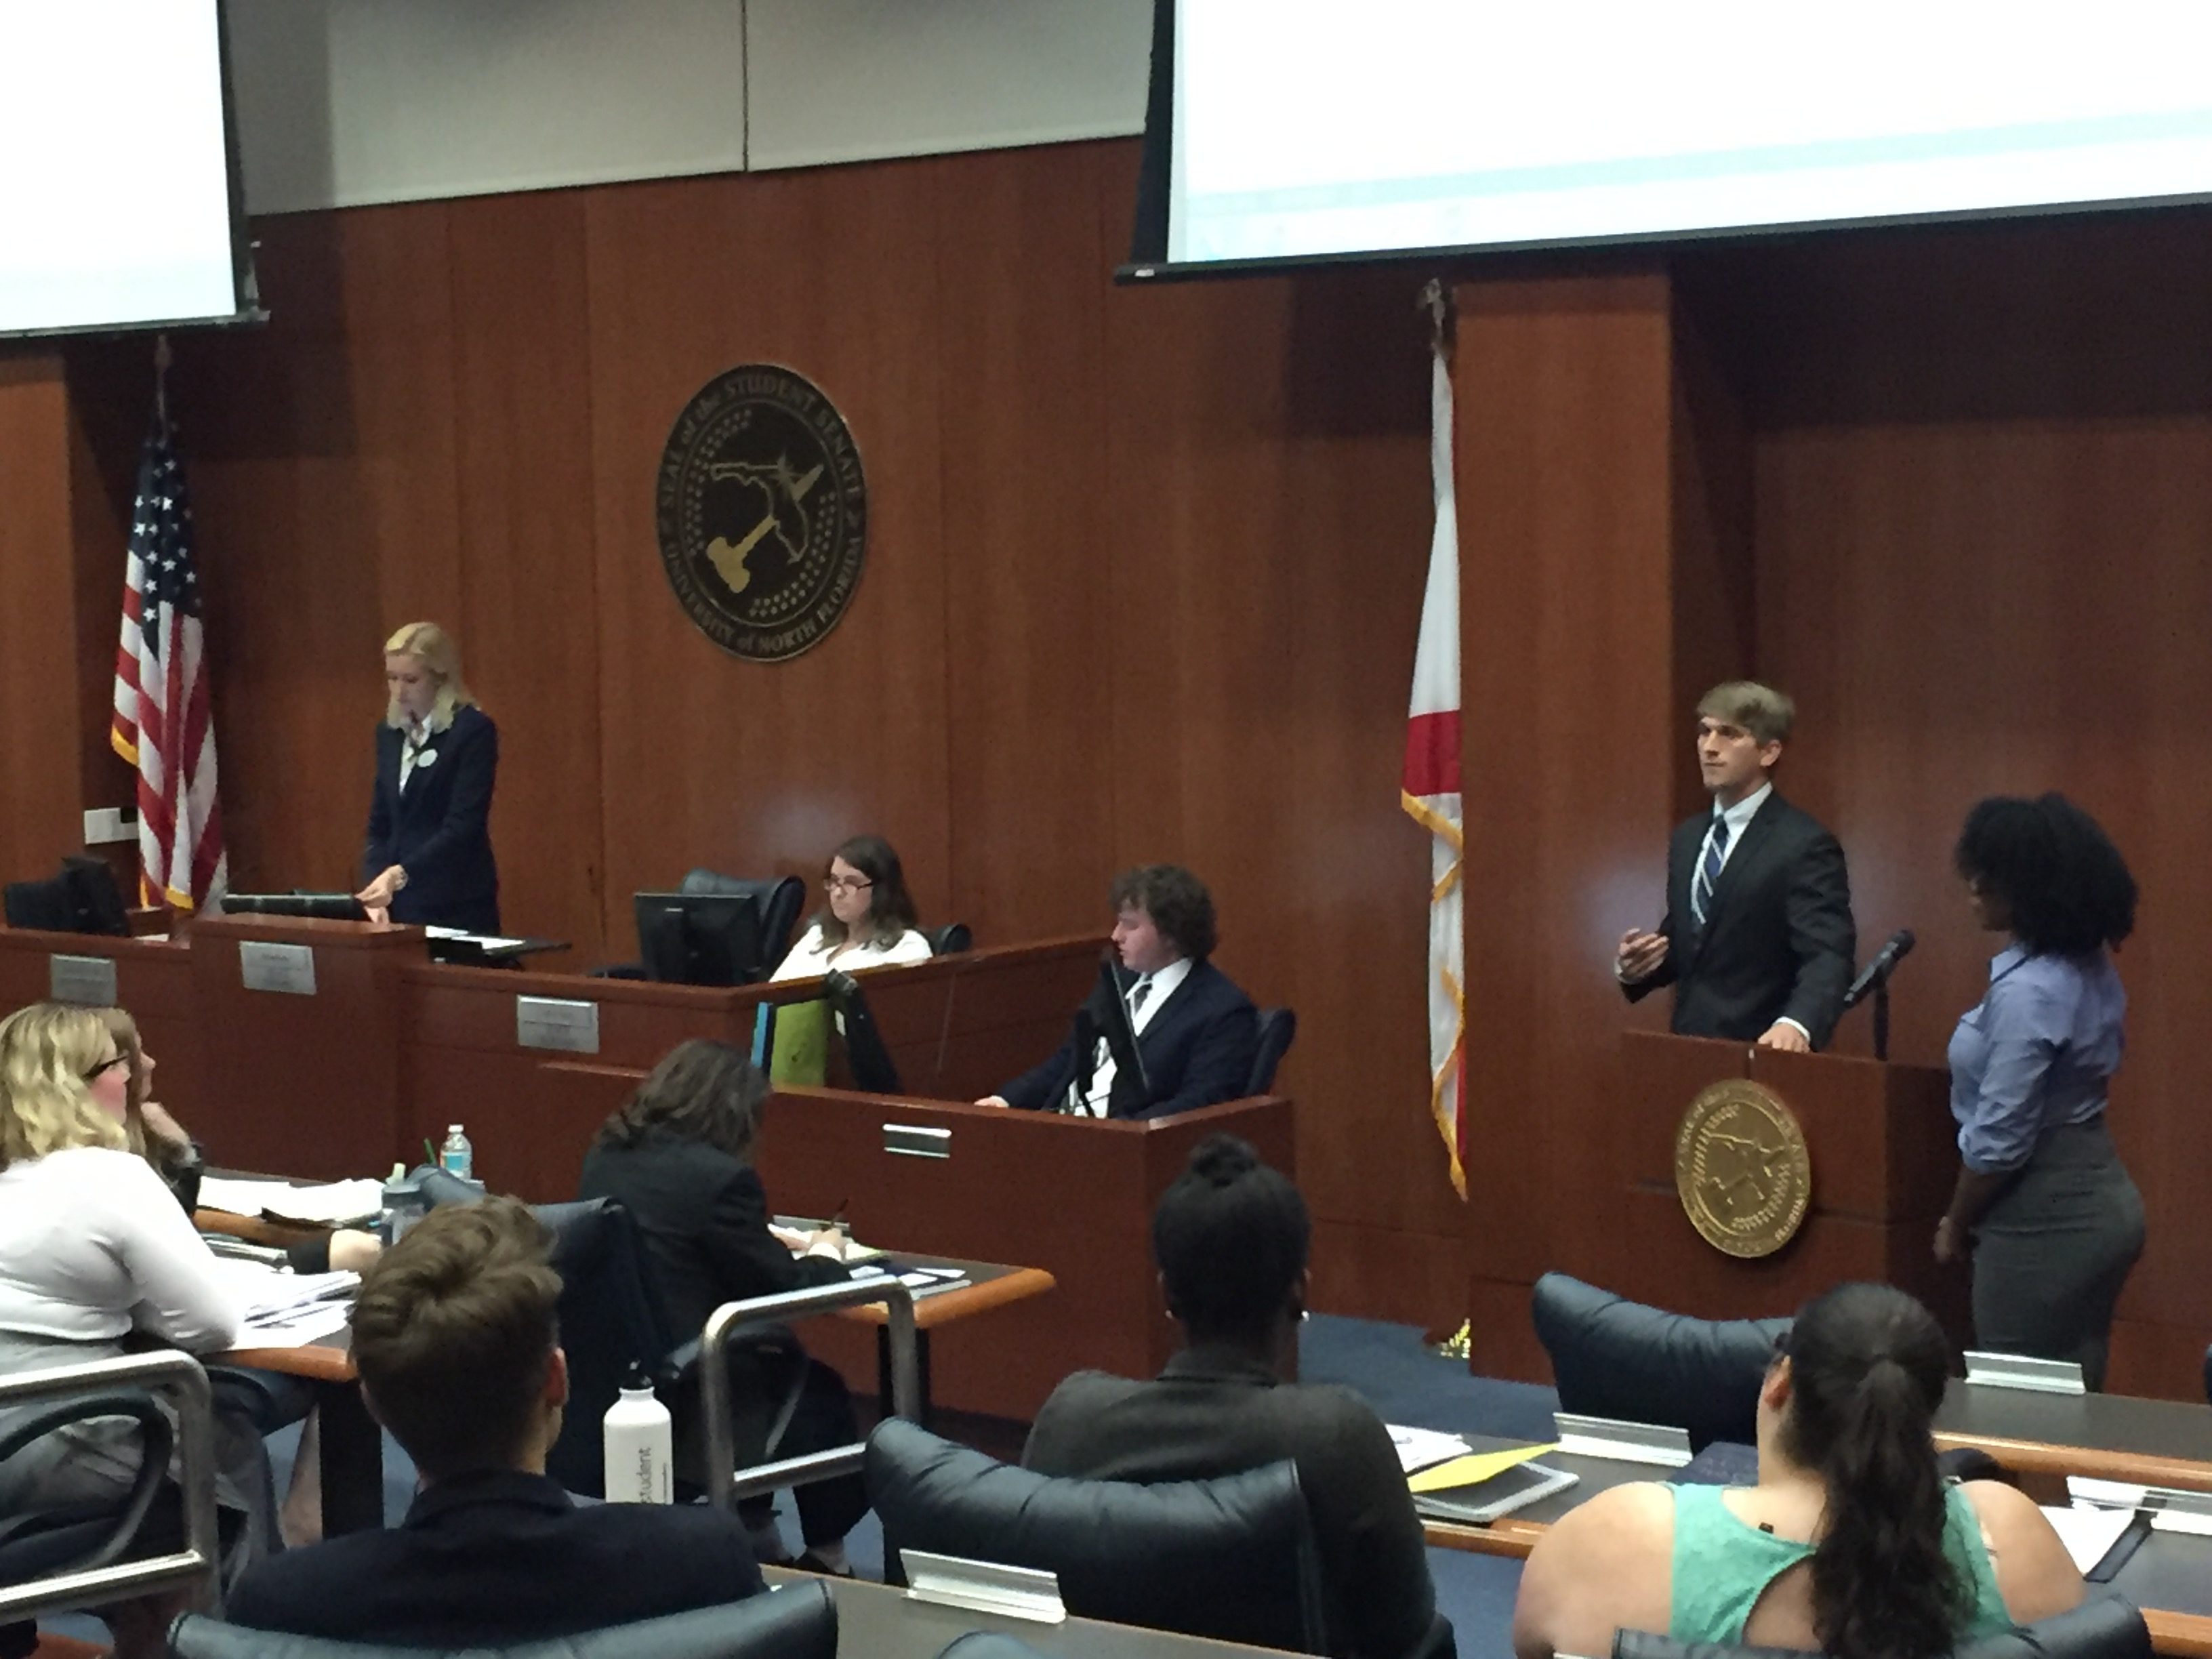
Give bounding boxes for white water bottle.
[603,1376,673,1504]
[438,1124,474,1179]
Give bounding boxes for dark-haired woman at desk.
[769,834,930,981]
[1512,1283,2081,1659]
[356,621,499,933]
[577,1039,865,1574]
[1939,792,2144,1390]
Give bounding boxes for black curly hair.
[1150,1134,1308,1341]
[1954,793,2136,956]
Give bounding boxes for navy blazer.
[1001,958,1260,1120]
[1624,790,1856,1048]
[362,703,501,934]
[226,1470,762,1645]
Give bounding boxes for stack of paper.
[2039,1504,2137,1572]
[198,1176,384,1227]
[1389,1424,1472,1474]
[211,1259,360,1346]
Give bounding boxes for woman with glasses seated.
[1511,1282,2083,1659]
[0,1003,272,1658]
[769,834,930,981]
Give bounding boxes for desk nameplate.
[49,953,119,1007]
[239,941,316,996]
[884,1123,951,1160]
[516,996,600,1054]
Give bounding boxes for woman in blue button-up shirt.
[1938,794,2143,1390]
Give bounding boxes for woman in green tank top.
[1513,1283,2083,1659]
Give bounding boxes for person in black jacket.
[979,864,1260,1118]
[356,620,500,933]
[1616,682,1856,1050]
[228,1199,763,1645]
[1024,1136,1445,1659]
[577,1040,864,1572]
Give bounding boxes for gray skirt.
[1971,1118,2144,1392]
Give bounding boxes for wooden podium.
[1614,1032,1966,1340]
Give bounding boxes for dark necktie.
[1129,977,1153,1019]
[1693,816,1731,926]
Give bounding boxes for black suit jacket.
[1000,958,1260,1120]
[362,703,501,933]
[577,1132,849,1343]
[1023,1347,1439,1659]
[226,1470,762,1645]
[1624,790,1855,1048]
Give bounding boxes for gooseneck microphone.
[1841,928,1916,1010]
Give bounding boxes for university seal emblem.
[1673,1079,1812,1258]
[655,365,867,662]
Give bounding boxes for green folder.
[770,998,830,1086]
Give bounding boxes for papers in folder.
[198,1175,384,1227]
[211,1259,360,1347]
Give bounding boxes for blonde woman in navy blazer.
[356,621,500,934]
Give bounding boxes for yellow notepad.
[1408,1443,1557,1493]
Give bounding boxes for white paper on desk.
[231,1301,354,1347]
[1388,1424,1473,1474]
[211,1260,360,1324]
[199,1176,383,1227]
[2039,1504,2137,1573]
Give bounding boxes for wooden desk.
[1932,1380,2212,1494]
[0,923,203,1118]
[210,1328,383,1539]
[754,1090,1294,1421]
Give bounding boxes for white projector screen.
[1161,1,2212,266]
[0,0,249,337]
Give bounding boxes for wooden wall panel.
[581,161,954,943]
[0,353,84,884]
[448,191,606,963]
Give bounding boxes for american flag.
[110,410,227,910]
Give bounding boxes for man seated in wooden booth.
[227,1199,764,1645]
[977,864,1259,1119]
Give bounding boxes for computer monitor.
[822,968,901,1095]
[634,890,766,987]
[222,891,368,921]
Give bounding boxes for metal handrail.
[701,1277,918,1511]
[0,1350,221,1622]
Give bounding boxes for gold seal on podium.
[1673,1080,1811,1258]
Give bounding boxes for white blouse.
[0,1146,243,1351]
[770,922,934,983]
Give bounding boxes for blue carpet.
[47,1316,1550,1659]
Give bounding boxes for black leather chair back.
[533,1199,678,1498]
[167,1577,838,1659]
[1612,1596,2150,1659]
[924,923,972,956]
[1248,1007,1297,1094]
[866,1418,1328,1654]
[1532,1272,1790,1452]
[678,871,807,976]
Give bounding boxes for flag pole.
[154,333,171,427]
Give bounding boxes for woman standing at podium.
[1938,793,2142,1390]
[355,621,500,934]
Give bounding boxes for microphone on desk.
[1841,928,1917,1010]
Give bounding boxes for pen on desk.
[830,1197,850,1231]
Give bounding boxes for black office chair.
[0,1354,223,1659]
[3,856,131,935]
[1248,1007,1297,1094]
[865,1418,1331,1654]
[167,1577,839,1659]
[1532,1272,1790,1452]
[1612,1597,2150,1659]
[923,923,972,956]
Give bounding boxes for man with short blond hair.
[228,1198,764,1645]
[1616,680,1855,1049]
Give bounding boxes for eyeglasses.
[823,875,874,895]
[83,1055,128,1082]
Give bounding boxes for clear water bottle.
[438,1124,474,1180]
[602,1369,672,1503]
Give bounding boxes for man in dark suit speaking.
[979,864,1259,1120]
[1616,682,1855,1050]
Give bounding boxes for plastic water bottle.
[438,1124,474,1180]
[380,1162,426,1243]
[602,1373,673,1503]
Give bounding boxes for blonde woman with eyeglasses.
[768,834,930,981]
[0,1003,262,1657]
